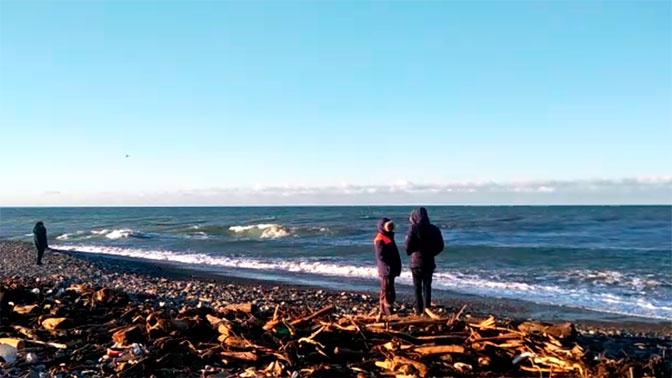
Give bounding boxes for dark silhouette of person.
[374,218,402,316]
[404,207,444,315]
[33,221,48,265]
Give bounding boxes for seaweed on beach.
[0,279,669,378]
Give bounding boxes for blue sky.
[0,1,670,205]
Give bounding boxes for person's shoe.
[36,262,43,265]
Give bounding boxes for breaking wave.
[56,229,151,240]
[228,224,291,239]
[54,224,337,243]
[227,223,334,239]
[56,230,91,241]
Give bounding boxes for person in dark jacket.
[404,207,444,315]
[374,217,402,316]
[33,221,48,265]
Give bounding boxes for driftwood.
[289,304,334,326]
[24,339,67,349]
[112,325,144,345]
[0,279,669,378]
[517,320,577,340]
[40,317,70,331]
[412,344,465,355]
[221,302,256,314]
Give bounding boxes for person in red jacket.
[374,217,402,316]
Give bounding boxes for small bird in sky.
[125,154,131,158]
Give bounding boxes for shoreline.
[2,240,667,336]
[96,253,672,329]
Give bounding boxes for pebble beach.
[1,240,670,377]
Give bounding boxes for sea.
[1,206,670,320]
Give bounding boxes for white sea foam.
[51,243,672,320]
[567,269,668,288]
[430,272,672,320]
[189,232,209,239]
[53,244,377,279]
[56,231,94,241]
[106,229,135,239]
[228,224,290,239]
[63,228,205,241]
[86,229,147,239]
[56,233,71,240]
[57,232,77,241]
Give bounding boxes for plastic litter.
[0,343,17,364]
[131,343,145,356]
[26,352,39,363]
[106,348,123,357]
[512,351,535,365]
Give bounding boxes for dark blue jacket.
[33,222,48,252]
[374,218,402,278]
[404,208,444,270]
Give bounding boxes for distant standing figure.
[374,218,402,316]
[33,221,48,265]
[404,207,444,315]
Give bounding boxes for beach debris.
[0,342,18,364]
[0,277,669,378]
[512,351,535,364]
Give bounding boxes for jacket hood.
[377,217,391,233]
[409,207,430,225]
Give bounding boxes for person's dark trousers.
[379,276,396,315]
[411,268,433,314]
[35,247,44,265]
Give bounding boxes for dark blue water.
[1,206,670,319]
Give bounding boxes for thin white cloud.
[201,176,669,196]
[158,176,672,205]
[3,177,670,206]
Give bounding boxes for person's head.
[35,221,44,227]
[377,217,395,234]
[409,207,430,225]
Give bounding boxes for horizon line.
[2,203,670,208]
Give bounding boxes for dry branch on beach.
[0,279,669,378]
